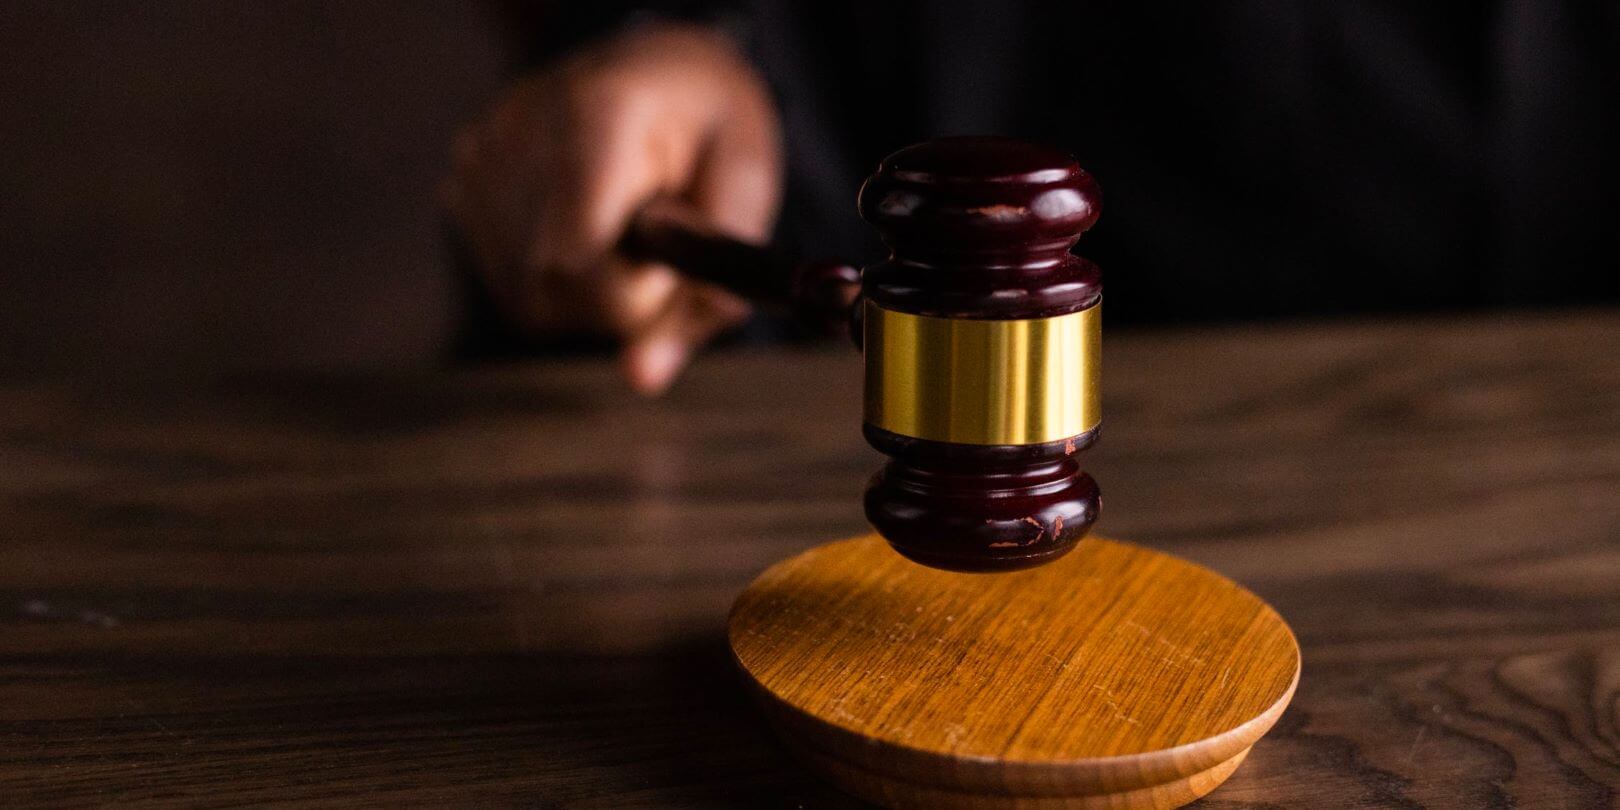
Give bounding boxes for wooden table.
[4,312,1618,807]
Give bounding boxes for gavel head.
[857,137,1103,572]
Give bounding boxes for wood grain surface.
[2,311,1618,807]
[729,534,1300,807]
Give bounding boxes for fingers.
[521,75,694,338]
[528,88,664,276]
[595,258,681,336]
[617,104,778,395]
[621,281,751,395]
[688,78,784,243]
[448,73,685,337]
[613,70,780,395]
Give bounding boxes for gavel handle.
[620,197,862,341]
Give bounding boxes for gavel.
[622,137,1103,573]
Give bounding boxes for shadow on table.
[48,634,863,807]
[512,632,866,807]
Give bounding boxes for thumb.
[620,283,751,395]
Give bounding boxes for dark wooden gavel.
[621,198,866,342]
[623,137,1104,573]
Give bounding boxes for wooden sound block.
[728,535,1300,809]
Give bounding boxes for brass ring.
[863,300,1101,446]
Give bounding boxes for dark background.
[1,2,504,374]
[4,2,1617,374]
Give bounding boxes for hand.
[441,23,783,394]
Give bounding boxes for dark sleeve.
[492,0,750,70]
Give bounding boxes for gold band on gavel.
[863,300,1101,446]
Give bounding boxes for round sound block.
[728,535,1300,809]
